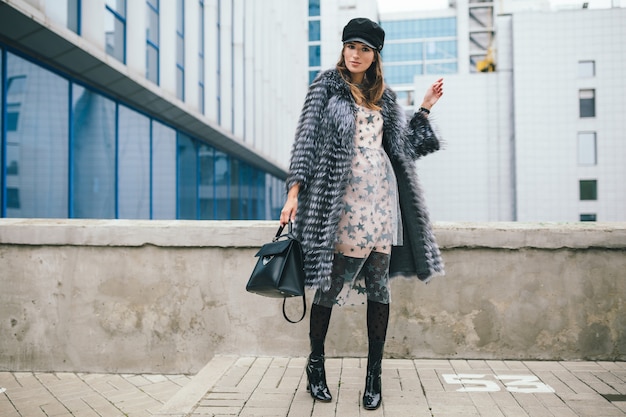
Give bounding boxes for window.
[71,85,116,218]
[6,75,26,132]
[309,20,320,42]
[577,132,597,165]
[44,0,81,34]
[177,132,197,219]
[146,0,159,84]
[152,121,176,219]
[214,150,229,219]
[580,214,597,222]
[176,0,185,101]
[578,60,595,78]
[0,49,3,213]
[309,0,320,16]
[105,0,126,63]
[68,0,80,34]
[579,89,595,118]
[308,45,321,67]
[118,105,150,219]
[308,0,321,85]
[198,0,205,113]
[199,144,215,219]
[6,53,69,218]
[579,180,597,201]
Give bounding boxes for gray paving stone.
[2,357,626,416]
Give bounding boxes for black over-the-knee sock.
[309,303,332,355]
[366,300,389,343]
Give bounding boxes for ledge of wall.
[1,220,625,373]
[1,219,625,249]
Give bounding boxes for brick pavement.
[1,356,625,417]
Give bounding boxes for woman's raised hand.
[421,78,444,110]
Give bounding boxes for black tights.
[309,300,389,347]
[366,300,389,343]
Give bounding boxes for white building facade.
[383,2,625,222]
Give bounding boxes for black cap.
[342,17,385,51]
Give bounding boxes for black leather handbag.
[246,222,306,323]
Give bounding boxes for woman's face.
[342,42,375,81]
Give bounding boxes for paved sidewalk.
[2,356,625,417]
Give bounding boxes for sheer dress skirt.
[314,105,401,307]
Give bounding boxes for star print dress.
[322,105,402,305]
[336,105,401,257]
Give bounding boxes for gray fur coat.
[286,69,444,290]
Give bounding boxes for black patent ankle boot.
[306,338,332,402]
[363,340,384,410]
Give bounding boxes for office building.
[381,1,625,222]
[0,0,309,220]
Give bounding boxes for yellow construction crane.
[476,44,496,72]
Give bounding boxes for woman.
[280,17,445,410]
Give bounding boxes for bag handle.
[282,293,306,323]
[277,221,305,323]
[273,221,293,241]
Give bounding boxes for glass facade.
[382,17,458,85]
[0,46,284,220]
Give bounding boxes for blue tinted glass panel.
[152,121,176,219]
[425,40,457,59]
[214,150,229,219]
[268,175,284,220]
[309,45,321,67]
[71,85,116,218]
[177,132,197,219]
[118,105,150,219]
[309,0,320,16]
[426,62,457,74]
[176,0,184,32]
[106,0,126,17]
[68,0,80,33]
[382,17,456,39]
[147,6,159,44]
[147,44,159,83]
[383,64,423,84]
[309,20,321,42]
[382,42,423,62]
[237,162,252,220]
[5,53,69,218]
[198,144,215,219]
[105,9,125,62]
[309,70,320,84]
[229,158,240,219]
[249,166,266,219]
[176,66,184,100]
[0,49,3,213]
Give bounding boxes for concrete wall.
[0,219,624,374]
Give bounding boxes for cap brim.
[343,37,377,50]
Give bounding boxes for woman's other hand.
[420,78,444,111]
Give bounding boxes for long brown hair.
[336,46,385,111]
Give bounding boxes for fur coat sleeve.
[286,69,444,290]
